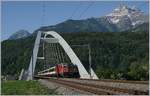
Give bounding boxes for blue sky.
[1,1,149,40]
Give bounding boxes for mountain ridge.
[8,30,31,40]
[35,5,148,33]
[8,5,149,40]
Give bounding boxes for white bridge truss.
[27,31,98,80]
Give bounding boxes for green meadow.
[1,80,57,95]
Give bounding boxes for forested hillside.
[2,36,35,76]
[2,32,149,80]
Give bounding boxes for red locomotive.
[38,63,80,78]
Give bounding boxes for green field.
[1,80,57,95]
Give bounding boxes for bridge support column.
[27,31,42,80]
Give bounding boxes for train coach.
[37,63,80,78]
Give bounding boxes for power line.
[78,1,94,19]
[41,1,46,26]
[69,2,82,19]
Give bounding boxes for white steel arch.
[27,31,98,80]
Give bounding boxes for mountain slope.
[36,5,148,33]
[131,22,149,32]
[8,30,31,40]
[39,18,118,33]
[2,36,35,76]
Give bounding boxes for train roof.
[56,63,77,66]
[38,66,55,73]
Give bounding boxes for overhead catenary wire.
[44,43,49,70]
[41,1,46,27]
[52,43,59,64]
[43,41,46,70]
[49,43,55,64]
[58,44,65,63]
[78,1,94,19]
[68,1,82,19]
[60,47,65,63]
[41,1,95,26]
[53,43,60,64]
[40,1,95,66]
[56,43,62,64]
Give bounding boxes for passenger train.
[38,63,80,78]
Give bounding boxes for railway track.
[34,76,148,84]
[48,79,118,95]
[35,76,149,95]
[78,78,148,84]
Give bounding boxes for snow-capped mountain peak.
[106,5,145,26]
[107,5,143,17]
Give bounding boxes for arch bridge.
[26,31,98,80]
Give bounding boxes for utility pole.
[43,41,46,70]
[88,44,92,79]
[31,51,33,80]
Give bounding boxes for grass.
[1,80,57,95]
